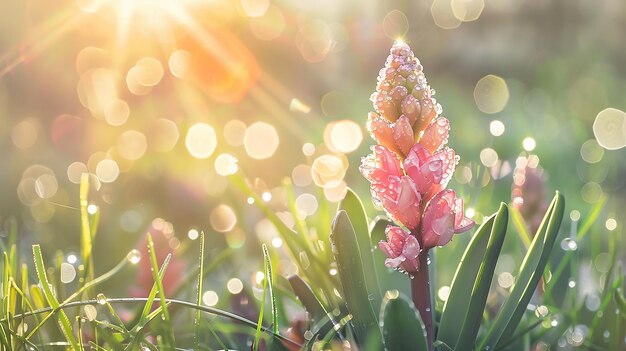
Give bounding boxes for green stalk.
[411,250,433,351]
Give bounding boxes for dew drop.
[535,305,549,318]
[560,238,578,251]
[127,249,141,264]
[96,293,107,305]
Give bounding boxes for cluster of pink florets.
[360,41,474,274]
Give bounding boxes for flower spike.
[362,40,474,274]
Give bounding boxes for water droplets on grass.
[96,293,107,305]
[560,238,578,251]
[127,249,141,264]
[535,305,549,318]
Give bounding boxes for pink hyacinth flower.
[361,145,422,230]
[378,225,421,273]
[421,189,475,249]
[404,143,457,202]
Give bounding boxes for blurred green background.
[0,0,624,320]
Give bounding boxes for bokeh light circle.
[383,10,409,39]
[210,204,237,232]
[474,75,509,114]
[244,122,279,159]
[592,108,626,150]
[311,154,347,188]
[185,123,217,159]
[324,120,363,153]
[580,139,604,163]
[117,130,148,160]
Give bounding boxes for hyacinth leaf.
[330,210,381,346]
[31,245,80,350]
[380,292,428,351]
[288,275,328,323]
[454,203,509,349]
[338,189,382,312]
[437,212,497,347]
[478,192,564,351]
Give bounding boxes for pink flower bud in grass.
[421,190,474,249]
[378,226,421,273]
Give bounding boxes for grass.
[0,181,622,350]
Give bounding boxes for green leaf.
[454,203,509,350]
[478,192,564,350]
[330,210,381,346]
[288,275,328,323]
[380,291,428,351]
[437,212,497,348]
[338,189,382,312]
[31,245,80,350]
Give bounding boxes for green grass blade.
[380,291,428,351]
[126,254,171,351]
[79,174,95,290]
[146,233,175,347]
[330,210,380,346]
[338,189,382,313]
[26,252,130,341]
[454,203,509,349]
[253,249,268,351]
[194,230,205,351]
[577,193,606,241]
[262,244,278,335]
[31,245,80,350]
[437,213,497,347]
[479,192,565,350]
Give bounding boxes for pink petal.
[391,177,421,229]
[402,234,421,258]
[385,256,405,269]
[453,196,475,233]
[401,94,421,126]
[375,145,403,177]
[421,190,455,249]
[378,241,396,258]
[393,115,415,156]
[368,112,400,155]
[420,117,450,154]
[414,98,436,134]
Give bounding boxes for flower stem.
[411,249,433,350]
